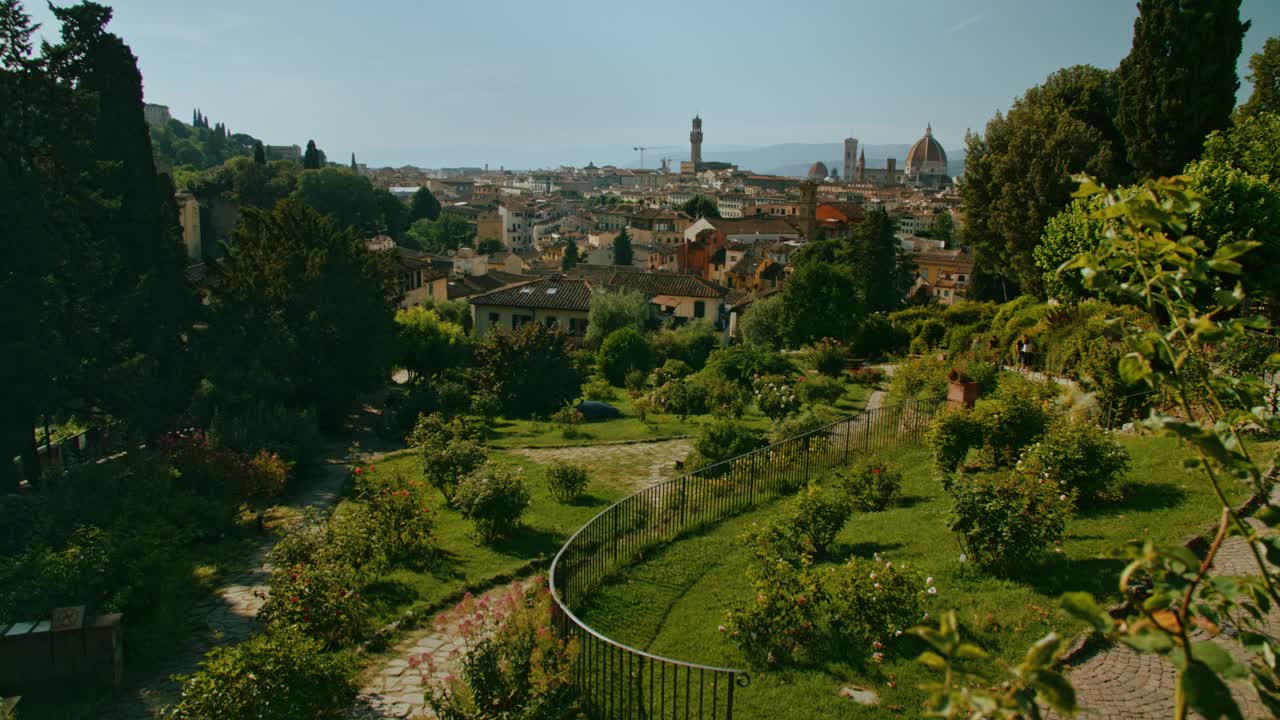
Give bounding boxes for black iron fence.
[548,398,944,720]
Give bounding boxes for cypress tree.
[1116,0,1248,178]
[303,139,321,169]
[350,152,357,171]
[409,186,441,222]
[612,227,633,266]
[253,139,266,165]
[561,240,580,270]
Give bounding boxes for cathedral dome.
[807,161,830,179]
[905,124,947,171]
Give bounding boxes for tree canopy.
[410,186,441,222]
[679,195,720,219]
[406,212,474,253]
[612,227,634,266]
[1115,0,1247,178]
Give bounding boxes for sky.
[25,0,1280,169]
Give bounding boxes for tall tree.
[961,66,1127,297]
[409,186,441,222]
[302,139,321,169]
[1241,37,1280,118]
[782,258,862,345]
[612,227,633,266]
[252,139,265,165]
[374,187,408,240]
[292,166,381,234]
[349,152,357,171]
[848,206,912,313]
[561,240,580,270]
[406,212,473,253]
[1116,0,1248,178]
[206,200,398,431]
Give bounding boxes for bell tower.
[689,115,703,169]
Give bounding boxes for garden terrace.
[548,399,944,719]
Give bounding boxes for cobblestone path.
[1051,489,1280,719]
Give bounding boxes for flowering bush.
[782,484,851,556]
[409,412,487,503]
[689,417,765,470]
[795,374,844,406]
[649,379,709,419]
[840,455,903,511]
[623,368,648,396]
[362,468,437,568]
[810,338,848,377]
[545,461,589,503]
[259,559,370,648]
[722,558,824,664]
[243,449,290,498]
[550,405,585,439]
[580,376,616,401]
[159,428,243,502]
[753,378,801,420]
[649,358,693,387]
[768,405,838,445]
[167,627,357,720]
[971,380,1055,466]
[927,408,984,477]
[1017,417,1130,507]
[824,556,928,657]
[846,366,885,386]
[454,463,532,543]
[947,470,1071,574]
[417,580,579,720]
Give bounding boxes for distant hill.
[700,143,965,178]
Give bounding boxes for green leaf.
[1212,240,1261,262]
[1118,353,1151,384]
[1179,660,1244,720]
[1060,592,1112,633]
[1029,669,1078,714]
[1190,642,1248,679]
[916,650,947,672]
[1023,632,1063,669]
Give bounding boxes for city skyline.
[25,0,1280,168]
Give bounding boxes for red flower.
[872,468,881,474]
[354,467,363,475]
[796,595,807,606]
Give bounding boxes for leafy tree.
[598,327,652,385]
[409,186,441,222]
[252,139,265,165]
[470,323,583,417]
[476,237,503,255]
[205,200,399,431]
[395,306,469,383]
[738,294,788,349]
[782,261,862,345]
[1033,194,1111,301]
[292,167,381,234]
[679,194,720,219]
[1115,0,1248,178]
[561,240,580,270]
[375,188,408,240]
[848,206,912,313]
[585,289,649,345]
[925,212,954,243]
[1183,158,1280,313]
[1202,110,1280,180]
[302,139,322,169]
[612,227,633,266]
[406,212,474,253]
[962,66,1128,296]
[1241,37,1280,118]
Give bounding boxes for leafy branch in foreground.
[913,175,1280,719]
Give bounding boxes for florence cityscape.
[5,1,1280,719]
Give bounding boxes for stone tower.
[843,138,858,182]
[856,149,865,182]
[689,115,703,169]
[799,181,817,239]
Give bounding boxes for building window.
[693,301,706,319]
[512,314,533,329]
[488,312,499,326]
[569,318,588,336]
[544,316,558,328]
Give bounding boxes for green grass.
[575,435,1265,719]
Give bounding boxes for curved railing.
[549,398,944,719]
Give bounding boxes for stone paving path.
[509,438,693,493]
[101,403,390,720]
[1051,489,1280,719]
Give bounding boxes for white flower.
[869,572,876,580]
[894,629,903,637]
[927,586,938,595]
[925,576,933,586]
[958,553,966,563]
[1059,494,1068,501]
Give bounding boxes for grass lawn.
[575,435,1266,719]
[482,380,874,449]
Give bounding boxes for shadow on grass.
[568,492,612,508]
[895,494,931,510]
[1014,555,1125,599]
[829,540,906,562]
[1106,481,1188,515]
[489,524,561,559]
[364,577,419,616]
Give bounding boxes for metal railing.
[548,398,944,719]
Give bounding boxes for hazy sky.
[25,0,1280,168]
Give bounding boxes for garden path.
[101,400,390,720]
[1048,485,1280,719]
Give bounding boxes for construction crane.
[633,146,650,169]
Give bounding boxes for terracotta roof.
[607,271,725,299]
[467,275,592,312]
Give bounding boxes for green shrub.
[782,484,852,556]
[1018,418,1130,507]
[890,355,949,401]
[962,359,1000,396]
[650,379,709,419]
[971,377,1056,465]
[210,402,323,479]
[809,338,848,376]
[408,413,487,503]
[769,405,839,445]
[580,376,616,401]
[598,327,652,385]
[623,368,648,396]
[420,581,579,720]
[853,313,907,358]
[259,558,370,648]
[840,455,903,511]
[847,366,885,385]
[702,344,795,388]
[325,503,387,572]
[753,378,801,419]
[455,463,532,543]
[545,461,589,503]
[795,374,844,406]
[927,409,984,477]
[550,405,585,439]
[649,358,693,387]
[722,558,823,665]
[651,321,718,369]
[947,471,1071,574]
[360,468,438,568]
[167,627,357,720]
[243,449,289,498]
[471,323,584,418]
[1216,332,1276,376]
[690,418,765,470]
[824,556,927,655]
[695,372,748,417]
